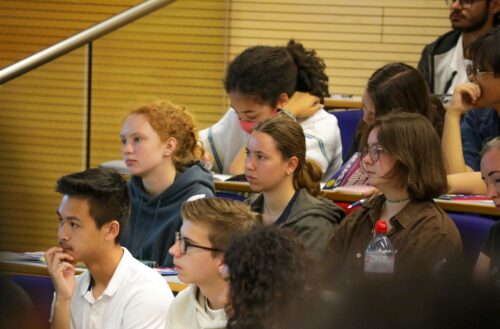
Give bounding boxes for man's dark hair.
[467,26,500,76]
[56,168,130,242]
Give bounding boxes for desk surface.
[0,259,188,293]
[324,98,362,109]
[214,181,500,217]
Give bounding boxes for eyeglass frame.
[360,144,385,163]
[445,0,481,8]
[466,63,494,79]
[175,231,223,255]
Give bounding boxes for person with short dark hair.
[166,197,259,329]
[442,26,500,193]
[221,225,313,329]
[244,114,344,257]
[327,113,462,287]
[199,40,342,179]
[418,0,499,97]
[119,101,215,268]
[45,168,173,329]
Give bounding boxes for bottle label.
[364,254,395,274]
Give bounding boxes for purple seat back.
[330,110,363,158]
[448,212,497,265]
[7,274,54,329]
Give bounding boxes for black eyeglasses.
[361,144,385,162]
[466,63,493,79]
[175,231,223,255]
[445,0,481,8]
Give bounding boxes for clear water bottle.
[364,220,395,277]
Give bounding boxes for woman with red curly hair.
[119,100,215,267]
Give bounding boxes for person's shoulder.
[170,285,196,309]
[174,163,215,193]
[426,30,462,55]
[302,109,338,126]
[288,189,344,223]
[462,107,499,128]
[123,251,171,290]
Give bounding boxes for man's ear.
[214,253,224,267]
[163,137,177,157]
[103,220,120,242]
[276,93,290,108]
[490,0,500,15]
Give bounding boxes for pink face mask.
[237,109,279,134]
[238,120,256,134]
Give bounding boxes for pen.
[348,198,366,209]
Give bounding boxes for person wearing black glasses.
[166,197,258,329]
[418,0,499,99]
[443,27,500,194]
[326,112,462,288]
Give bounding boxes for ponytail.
[285,39,329,102]
[294,159,323,197]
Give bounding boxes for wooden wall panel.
[90,0,228,167]
[0,49,86,251]
[228,0,451,96]
[0,0,228,252]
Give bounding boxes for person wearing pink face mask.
[199,40,342,180]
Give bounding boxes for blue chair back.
[215,191,246,202]
[330,110,363,158]
[7,274,54,329]
[448,212,496,266]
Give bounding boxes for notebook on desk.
[324,152,369,189]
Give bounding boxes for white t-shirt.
[433,33,469,99]
[166,285,227,329]
[199,108,342,180]
[51,248,174,329]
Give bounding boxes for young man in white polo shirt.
[166,197,258,329]
[45,168,173,329]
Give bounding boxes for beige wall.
[0,0,228,251]
[0,0,451,251]
[228,0,450,95]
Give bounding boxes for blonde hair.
[181,198,259,254]
[127,100,204,170]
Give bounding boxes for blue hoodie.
[121,162,215,267]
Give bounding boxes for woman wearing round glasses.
[327,112,462,287]
[443,26,500,194]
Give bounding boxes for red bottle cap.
[375,220,388,234]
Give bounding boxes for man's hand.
[45,247,76,301]
[448,83,481,115]
[283,92,323,119]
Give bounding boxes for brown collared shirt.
[326,195,462,286]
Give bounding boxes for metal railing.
[0,0,175,84]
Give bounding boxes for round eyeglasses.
[175,231,223,255]
[361,144,385,163]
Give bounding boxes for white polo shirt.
[51,248,174,329]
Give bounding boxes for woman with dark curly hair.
[221,225,313,329]
[199,40,342,179]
